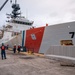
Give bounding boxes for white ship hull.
[1,21,75,50]
[22,21,75,53]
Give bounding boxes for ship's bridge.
[10,17,34,26]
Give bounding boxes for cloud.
[0,0,75,27]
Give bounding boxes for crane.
[0,0,13,11]
[0,0,9,11]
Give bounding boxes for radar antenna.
[11,0,21,18]
[6,0,21,18]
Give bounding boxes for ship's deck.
[0,50,75,75]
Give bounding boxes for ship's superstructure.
[0,0,34,45]
[6,0,33,32]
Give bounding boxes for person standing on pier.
[13,44,16,53]
[1,43,6,60]
[17,44,21,53]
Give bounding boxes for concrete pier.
[0,50,75,75]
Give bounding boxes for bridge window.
[12,20,32,25]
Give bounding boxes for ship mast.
[15,0,17,4]
[11,0,21,18]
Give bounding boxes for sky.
[0,0,75,27]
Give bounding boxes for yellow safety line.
[8,48,45,57]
